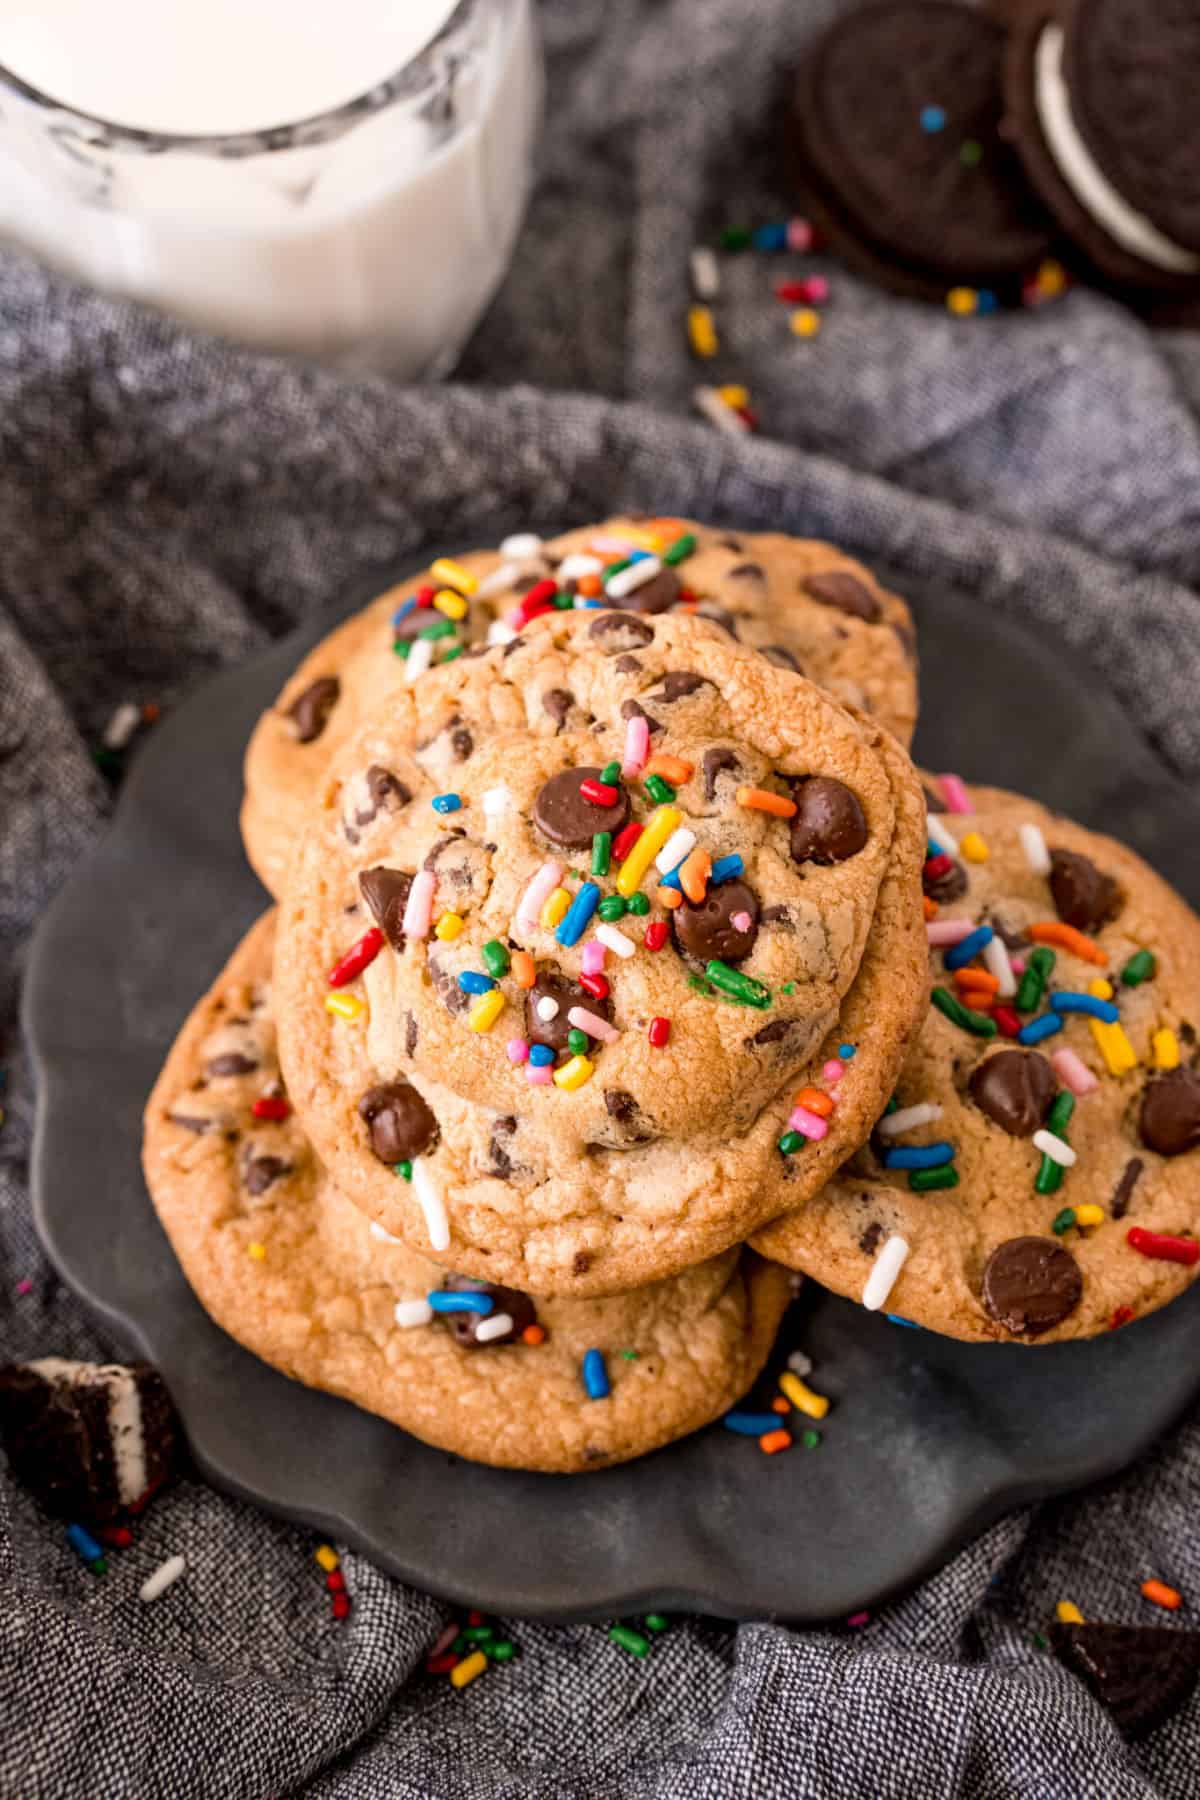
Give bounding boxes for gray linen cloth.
[3,2,1200,1793]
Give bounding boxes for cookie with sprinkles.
[753,783,1200,1341]
[272,606,928,1295]
[142,913,792,1472]
[241,517,918,898]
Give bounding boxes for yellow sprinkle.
[432,587,468,620]
[467,989,506,1034]
[314,1544,340,1573]
[790,307,821,338]
[947,286,978,316]
[1037,258,1068,298]
[718,384,749,409]
[960,832,989,864]
[779,1372,830,1420]
[616,805,682,898]
[324,992,365,1021]
[540,886,571,930]
[1089,1018,1137,1076]
[434,911,464,942]
[553,1054,594,1092]
[429,556,478,596]
[1087,977,1114,999]
[450,1649,489,1689]
[247,1241,267,1262]
[1073,1204,1105,1228]
[1055,1600,1085,1625]
[687,304,718,358]
[624,528,666,553]
[1153,1028,1181,1070]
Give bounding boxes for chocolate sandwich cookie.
[0,1359,178,1522]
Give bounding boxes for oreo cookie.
[1051,1620,1200,1737]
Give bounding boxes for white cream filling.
[1034,25,1200,275]
[27,1358,148,1503]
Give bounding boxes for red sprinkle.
[513,577,557,625]
[426,1652,459,1673]
[993,1006,1022,1039]
[327,926,385,988]
[467,1610,485,1626]
[579,972,610,1001]
[415,585,437,608]
[580,778,619,808]
[612,821,644,862]
[1127,1227,1199,1266]
[252,1095,291,1121]
[95,1525,133,1548]
[847,1612,870,1628]
[331,1593,352,1620]
[923,852,953,881]
[775,276,829,305]
[644,921,669,953]
[326,1570,346,1592]
[1109,1305,1135,1330]
[648,1017,671,1049]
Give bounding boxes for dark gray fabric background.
[3,2,1200,1793]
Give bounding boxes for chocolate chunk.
[987,913,1030,952]
[725,562,765,583]
[751,1017,798,1046]
[672,878,759,965]
[803,570,881,623]
[572,1252,592,1275]
[859,1221,884,1255]
[981,1237,1083,1336]
[702,746,740,800]
[969,1050,1056,1137]
[288,676,339,743]
[717,535,743,551]
[532,767,630,848]
[392,604,437,644]
[1050,1622,1200,1739]
[488,1116,517,1179]
[923,856,967,903]
[604,1089,637,1123]
[357,1082,439,1164]
[441,1272,537,1347]
[450,723,473,760]
[1110,1157,1144,1220]
[760,903,794,930]
[206,1052,257,1078]
[405,1012,418,1058]
[169,1112,212,1134]
[789,776,868,865]
[609,568,680,614]
[1049,849,1122,933]
[350,765,411,837]
[694,604,738,638]
[359,867,413,951]
[648,670,710,702]
[541,688,575,730]
[241,1150,290,1195]
[760,645,802,673]
[527,969,612,1054]
[588,611,655,650]
[622,698,663,736]
[613,655,642,674]
[1140,1069,1200,1156]
[427,954,470,1016]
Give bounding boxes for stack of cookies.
[142,516,1200,1474]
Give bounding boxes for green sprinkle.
[705,960,772,1009]
[392,639,412,659]
[1032,1632,1048,1651]
[591,832,612,876]
[440,644,464,663]
[931,986,997,1037]
[552,589,574,609]
[801,1429,822,1450]
[644,774,676,804]
[87,1557,109,1576]
[598,895,627,922]
[567,1028,589,1055]
[687,973,711,993]
[451,1633,469,1653]
[960,139,983,166]
[778,1130,804,1155]
[621,1349,639,1361]
[418,617,457,641]
[1016,946,1056,1013]
[93,748,122,777]
[600,761,621,786]
[602,558,631,582]
[481,939,510,979]
[883,1096,899,1114]
[486,1640,516,1662]
[609,1625,649,1658]
[644,1613,669,1632]
[780,982,796,995]
[1050,1206,1075,1233]
[662,533,697,566]
[626,891,650,916]
[461,1625,495,1643]
[909,1165,960,1193]
[720,226,752,250]
[1121,949,1156,987]
[1037,1157,1065,1197]
[393,1161,412,1181]
[1047,1091,1075,1136]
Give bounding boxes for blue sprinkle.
[658,866,682,892]
[839,1043,856,1060]
[1050,992,1119,1023]
[722,1411,782,1435]
[432,793,462,815]
[428,1290,494,1315]
[944,925,994,971]
[556,880,601,948]
[1019,1012,1063,1046]
[709,854,744,886]
[976,289,998,314]
[583,599,605,608]
[882,1142,956,1171]
[529,1044,555,1067]
[920,105,947,133]
[457,970,495,995]
[627,549,652,563]
[582,1348,610,1400]
[752,221,788,251]
[886,1315,922,1329]
[391,598,417,627]
[66,1522,103,1564]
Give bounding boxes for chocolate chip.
[981,1236,1083,1336]
[405,1013,418,1058]
[609,568,680,614]
[859,1221,884,1255]
[526,969,612,1054]
[427,954,470,1016]
[613,655,642,674]
[923,857,967,903]
[702,747,739,800]
[1049,1622,1200,1738]
[694,604,738,638]
[1140,1069,1200,1156]
[572,1252,592,1275]
[241,1150,290,1195]
[761,645,802,672]
[604,1089,637,1123]
[804,570,881,623]
[1110,1156,1144,1219]
[441,1272,537,1347]
[288,676,339,743]
[588,611,654,650]
[450,723,473,760]
[648,671,710,703]
[760,903,794,930]
[541,688,575,730]
[789,777,868,865]
[423,835,489,910]
[750,1017,797,1046]
[359,867,413,951]
[488,1117,517,1179]
[986,913,1030,952]
[671,878,759,965]
[169,1112,212,1134]
[620,697,663,736]
[357,1082,439,1164]
[206,1053,257,1077]
[725,561,765,582]
[1048,849,1122,933]
[532,767,630,848]
[393,606,437,644]
[717,535,743,551]
[358,765,411,826]
[968,1050,1056,1137]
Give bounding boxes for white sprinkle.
[1020,822,1051,876]
[139,1554,186,1604]
[690,245,720,300]
[103,702,141,750]
[486,619,518,646]
[404,637,433,684]
[926,816,959,857]
[482,784,513,821]
[605,555,662,599]
[500,533,543,560]
[862,1235,910,1312]
[536,996,560,1022]
[876,1102,943,1138]
[475,1312,515,1342]
[693,385,749,437]
[393,1297,434,1328]
[370,1220,403,1244]
[982,934,1017,998]
[412,1158,450,1252]
[557,553,604,581]
[655,827,696,875]
[595,923,636,959]
[1033,1129,1077,1168]
[476,560,522,599]
[787,1349,813,1378]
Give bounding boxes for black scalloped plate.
[24,556,1200,1623]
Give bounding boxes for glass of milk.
[0,0,540,373]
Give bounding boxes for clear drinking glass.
[0,0,540,374]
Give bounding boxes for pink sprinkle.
[430,1622,459,1658]
[516,859,563,932]
[731,911,753,932]
[926,919,975,946]
[939,774,972,815]
[823,1060,844,1083]
[589,535,636,555]
[401,869,436,940]
[622,713,650,778]
[567,1006,619,1044]
[788,1105,829,1142]
[1011,956,1026,975]
[525,1063,553,1086]
[797,274,829,304]
[787,217,814,252]
[581,941,607,976]
[504,605,524,629]
[1051,1047,1100,1097]
[15,1278,33,1296]
[506,1037,530,1064]
[847,1612,870,1628]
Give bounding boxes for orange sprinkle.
[759,1429,791,1455]
[795,1086,834,1117]
[511,950,537,989]
[645,517,687,535]
[953,968,999,995]
[736,785,796,819]
[645,752,694,785]
[771,1397,790,1414]
[957,989,995,1009]
[1141,1579,1182,1611]
[679,847,712,904]
[576,573,602,598]
[923,896,939,920]
[522,1323,547,1347]
[1028,921,1107,965]
[656,887,683,910]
